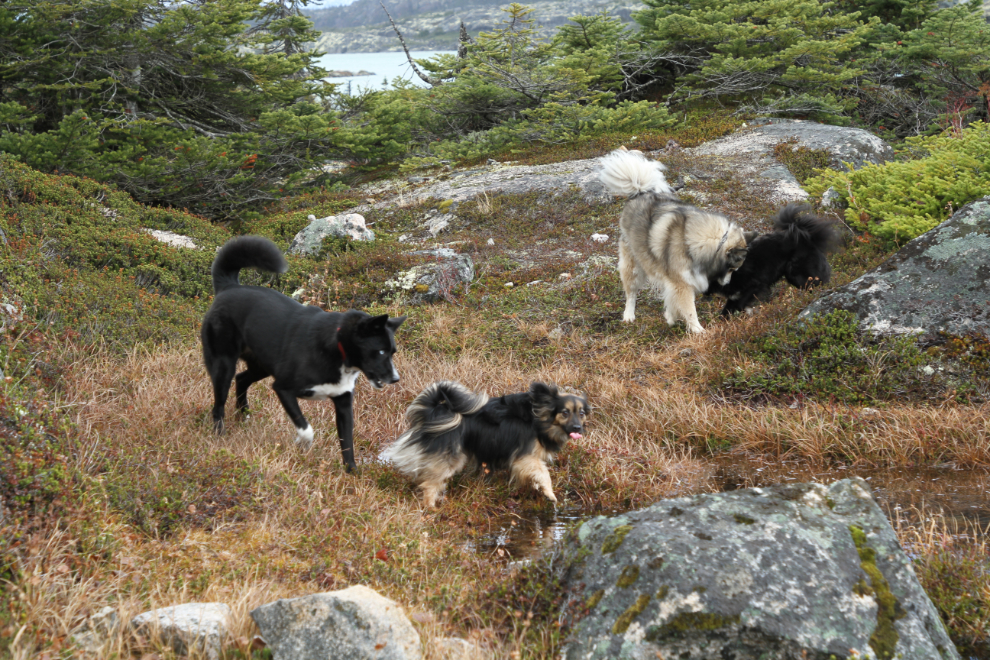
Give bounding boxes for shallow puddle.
[469,457,990,561]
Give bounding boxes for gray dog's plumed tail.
[598,148,673,197]
[774,204,843,254]
[383,381,488,481]
[211,235,289,294]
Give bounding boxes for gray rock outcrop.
[288,213,375,255]
[130,602,231,660]
[385,248,474,303]
[250,585,422,660]
[561,478,959,660]
[801,197,990,336]
[693,118,894,172]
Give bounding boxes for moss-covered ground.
[0,132,988,659]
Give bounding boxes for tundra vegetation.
[1,0,989,658]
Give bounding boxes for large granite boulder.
[250,585,422,660]
[560,478,958,660]
[693,119,894,171]
[801,197,990,336]
[385,248,474,303]
[130,602,231,660]
[288,213,374,255]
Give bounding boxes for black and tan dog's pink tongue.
[569,432,582,440]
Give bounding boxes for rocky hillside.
[308,0,641,53]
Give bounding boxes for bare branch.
[380,2,440,87]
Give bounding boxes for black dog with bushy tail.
[383,381,589,508]
[201,235,405,471]
[708,203,842,315]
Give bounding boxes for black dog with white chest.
[707,203,841,316]
[201,236,405,471]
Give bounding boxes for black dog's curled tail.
[774,203,843,254]
[211,236,288,294]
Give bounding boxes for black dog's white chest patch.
[300,366,361,400]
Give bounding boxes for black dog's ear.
[361,314,389,328]
[529,381,558,420]
[743,231,759,244]
[386,315,407,331]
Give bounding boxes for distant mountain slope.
[306,0,641,53]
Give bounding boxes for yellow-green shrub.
[806,123,990,243]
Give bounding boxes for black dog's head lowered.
[709,204,842,316]
[339,312,406,390]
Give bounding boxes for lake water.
[314,50,455,93]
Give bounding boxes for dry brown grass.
[15,336,702,659]
[18,289,985,658]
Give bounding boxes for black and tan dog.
[201,236,405,471]
[383,381,589,507]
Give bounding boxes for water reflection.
[467,456,990,561]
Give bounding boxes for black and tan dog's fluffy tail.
[774,204,842,255]
[384,381,488,480]
[211,236,288,294]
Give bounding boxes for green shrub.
[806,122,990,243]
[772,139,831,185]
[0,155,227,346]
[714,311,932,405]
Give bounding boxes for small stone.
[504,282,514,288]
[548,327,565,340]
[71,606,119,654]
[385,249,474,304]
[590,233,609,243]
[130,603,231,660]
[142,229,198,250]
[487,238,495,246]
[288,213,374,255]
[821,186,841,208]
[251,586,421,660]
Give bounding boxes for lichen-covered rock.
[130,602,231,660]
[142,228,199,249]
[561,478,959,660]
[693,118,894,171]
[385,248,474,303]
[800,197,990,336]
[250,585,421,660]
[288,213,374,255]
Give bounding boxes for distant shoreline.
[325,69,376,78]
